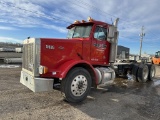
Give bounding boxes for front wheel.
[61,67,92,103]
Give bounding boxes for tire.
[132,64,139,82]
[147,64,156,81]
[137,64,149,82]
[61,67,92,103]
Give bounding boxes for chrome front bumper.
[20,70,54,92]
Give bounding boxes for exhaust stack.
[109,18,119,63]
[114,18,119,27]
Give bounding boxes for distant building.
[129,54,140,61]
[117,45,130,59]
[141,53,152,62]
[129,53,152,62]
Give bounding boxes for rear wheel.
[148,64,156,81]
[61,67,92,103]
[137,64,149,82]
[132,64,139,82]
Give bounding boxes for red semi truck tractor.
[20,17,156,102]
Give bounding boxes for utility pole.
[139,26,145,59]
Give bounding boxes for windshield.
[155,52,160,58]
[67,25,92,38]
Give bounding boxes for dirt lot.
[0,65,160,120]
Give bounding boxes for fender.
[55,59,98,84]
[152,57,160,64]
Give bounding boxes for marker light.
[74,20,80,24]
[87,16,94,22]
[39,65,48,74]
[82,20,86,23]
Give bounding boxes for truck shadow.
[66,78,160,120]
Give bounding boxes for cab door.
[91,26,110,64]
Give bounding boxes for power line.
[69,0,137,25]
[68,0,117,18]
[145,32,160,40]
[75,0,159,41]
[69,0,160,41]
[1,0,160,44]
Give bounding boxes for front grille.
[22,43,34,72]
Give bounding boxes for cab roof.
[67,20,110,29]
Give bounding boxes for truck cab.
[67,19,111,65]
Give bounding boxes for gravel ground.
[0,65,160,120]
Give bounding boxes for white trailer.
[0,48,15,52]
[15,48,23,53]
[4,58,22,64]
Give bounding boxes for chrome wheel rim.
[151,68,155,77]
[143,66,149,79]
[71,75,87,96]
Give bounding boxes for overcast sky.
[0,0,160,54]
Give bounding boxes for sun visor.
[67,22,93,29]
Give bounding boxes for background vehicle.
[15,48,23,53]
[20,17,156,103]
[152,51,160,64]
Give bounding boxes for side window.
[94,26,107,40]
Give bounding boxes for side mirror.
[108,26,115,38]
